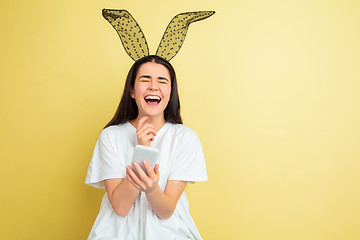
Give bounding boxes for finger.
[141,133,155,143]
[137,123,156,137]
[154,164,160,175]
[138,121,155,132]
[143,160,156,178]
[133,162,149,182]
[128,176,141,190]
[133,162,152,186]
[138,116,150,129]
[138,122,153,133]
[137,130,156,144]
[128,164,146,188]
[126,167,141,190]
[127,173,141,190]
[138,130,155,141]
[127,166,141,182]
[137,123,156,139]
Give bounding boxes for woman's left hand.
[126,161,160,193]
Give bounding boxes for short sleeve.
[168,130,208,183]
[85,130,125,189]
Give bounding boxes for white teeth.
[145,95,161,100]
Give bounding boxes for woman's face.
[131,62,171,119]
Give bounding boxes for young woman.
[85,55,207,239]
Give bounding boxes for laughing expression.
[131,62,171,119]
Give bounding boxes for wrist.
[123,177,140,191]
[145,183,161,195]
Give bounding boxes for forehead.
[136,62,170,79]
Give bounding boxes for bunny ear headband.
[102,9,215,61]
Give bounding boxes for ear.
[130,88,135,98]
[155,11,215,61]
[102,9,149,61]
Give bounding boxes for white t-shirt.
[85,122,208,240]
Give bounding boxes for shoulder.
[167,123,200,142]
[102,123,129,134]
[99,123,130,141]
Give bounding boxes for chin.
[139,107,163,117]
[143,111,164,118]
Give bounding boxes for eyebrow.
[139,75,169,81]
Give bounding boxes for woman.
[85,55,207,239]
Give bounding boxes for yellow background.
[1,0,360,239]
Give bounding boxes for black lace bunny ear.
[155,11,215,61]
[102,9,149,61]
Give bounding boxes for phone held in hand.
[131,145,159,176]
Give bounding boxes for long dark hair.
[104,55,182,129]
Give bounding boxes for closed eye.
[158,77,169,84]
[138,75,151,82]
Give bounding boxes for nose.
[148,81,159,91]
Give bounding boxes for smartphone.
[131,145,159,177]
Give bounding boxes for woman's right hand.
[136,116,156,147]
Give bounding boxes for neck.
[131,114,166,132]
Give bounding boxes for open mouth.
[144,95,161,105]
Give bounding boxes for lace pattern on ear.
[155,11,215,61]
[102,9,149,61]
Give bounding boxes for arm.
[127,117,187,218]
[146,180,187,219]
[104,177,140,217]
[127,161,187,219]
[103,117,156,216]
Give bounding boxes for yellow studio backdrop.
[1,0,360,239]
